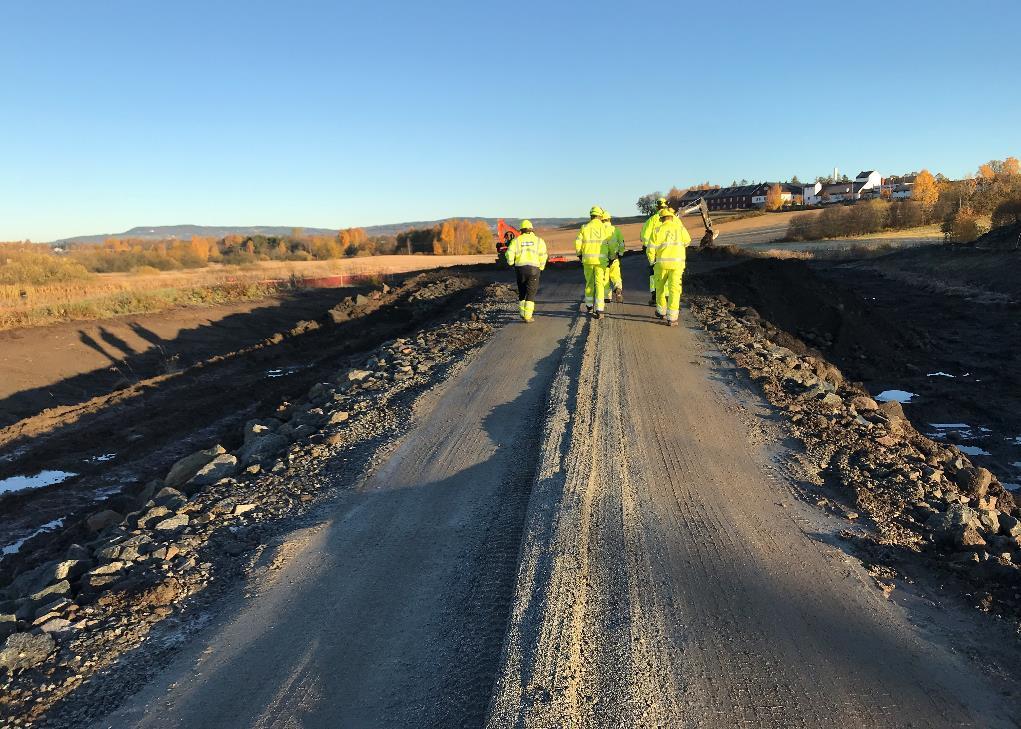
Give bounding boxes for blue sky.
[2,0,1018,241]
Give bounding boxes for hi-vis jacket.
[606,225,625,259]
[640,212,662,247]
[505,231,549,270]
[575,219,611,267]
[649,218,692,269]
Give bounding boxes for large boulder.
[244,419,282,445]
[0,632,55,673]
[85,509,123,534]
[927,504,985,547]
[185,454,238,491]
[953,466,993,499]
[164,445,226,489]
[237,433,288,466]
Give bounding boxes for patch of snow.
[875,390,916,404]
[1012,462,1021,469]
[1,518,65,559]
[930,423,971,430]
[927,372,955,378]
[957,445,991,456]
[1003,483,1021,492]
[0,470,77,495]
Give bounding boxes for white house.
[803,182,823,205]
[855,170,882,192]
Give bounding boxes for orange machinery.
[495,219,569,265]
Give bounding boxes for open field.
[0,255,491,331]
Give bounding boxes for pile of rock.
[0,281,513,727]
[691,295,1020,607]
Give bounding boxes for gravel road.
[97,256,1017,728]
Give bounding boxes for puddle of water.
[1012,462,1021,469]
[266,365,306,379]
[957,445,991,456]
[876,390,916,404]
[1004,483,1021,492]
[0,470,77,496]
[931,423,971,430]
[927,371,955,378]
[1,518,65,559]
[85,453,117,464]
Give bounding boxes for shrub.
[991,199,1021,229]
[0,246,93,286]
[942,208,985,243]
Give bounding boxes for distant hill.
[53,218,586,245]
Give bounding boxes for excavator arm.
[678,198,719,249]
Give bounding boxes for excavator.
[679,197,719,249]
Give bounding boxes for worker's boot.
[668,319,679,327]
[592,310,602,320]
[648,293,656,306]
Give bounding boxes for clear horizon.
[3,0,1019,242]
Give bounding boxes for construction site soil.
[690,242,1021,490]
[0,268,497,581]
[2,242,1021,726]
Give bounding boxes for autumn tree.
[764,184,784,211]
[911,169,941,218]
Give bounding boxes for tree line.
[395,219,493,255]
[2,219,497,286]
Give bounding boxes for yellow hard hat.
[656,197,668,208]
[660,207,675,217]
[520,219,533,230]
[589,205,604,217]
[600,211,611,221]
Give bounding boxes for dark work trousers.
[515,265,540,302]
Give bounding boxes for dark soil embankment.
[0,270,492,569]
[690,248,1021,487]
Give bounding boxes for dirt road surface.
[96,257,1016,728]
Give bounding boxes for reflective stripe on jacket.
[505,231,549,270]
[575,219,610,267]
[651,219,691,270]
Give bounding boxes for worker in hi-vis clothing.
[504,219,548,323]
[648,206,691,326]
[575,206,611,320]
[601,210,626,303]
[639,196,669,305]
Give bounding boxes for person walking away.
[575,206,610,320]
[649,206,691,326]
[601,210,625,303]
[640,196,669,305]
[504,219,548,323]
